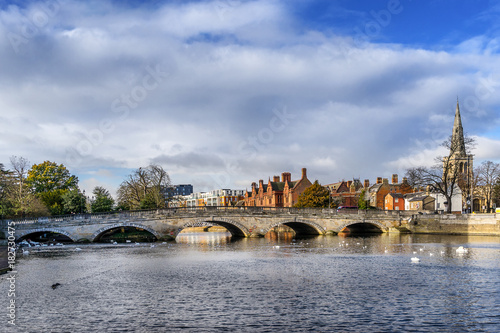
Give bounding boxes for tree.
[1,156,48,218]
[493,177,500,210]
[91,186,115,213]
[26,161,79,215]
[294,181,330,208]
[62,189,87,214]
[474,161,500,212]
[406,135,475,213]
[0,163,12,218]
[26,161,78,193]
[117,164,171,210]
[358,189,369,209]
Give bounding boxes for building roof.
[387,193,404,199]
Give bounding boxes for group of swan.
[411,246,469,263]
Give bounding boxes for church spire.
[451,99,466,156]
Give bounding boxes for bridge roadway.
[1,207,413,242]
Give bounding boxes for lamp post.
[81,190,85,214]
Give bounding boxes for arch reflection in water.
[175,232,232,245]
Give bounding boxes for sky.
[1,0,500,198]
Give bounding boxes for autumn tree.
[294,180,331,208]
[26,161,79,215]
[91,186,115,213]
[117,164,171,210]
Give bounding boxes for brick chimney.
[347,180,352,187]
[301,168,307,179]
[364,179,370,188]
[273,175,280,182]
[251,182,257,190]
[383,178,389,185]
[392,174,398,184]
[377,177,382,184]
[281,172,291,183]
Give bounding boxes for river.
[1,233,499,332]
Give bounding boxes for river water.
[1,233,499,332]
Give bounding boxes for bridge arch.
[16,228,78,242]
[337,220,388,233]
[91,223,161,242]
[264,219,326,236]
[178,218,250,237]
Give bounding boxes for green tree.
[294,180,330,208]
[91,186,115,213]
[357,189,369,209]
[26,161,79,215]
[62,189,87,214]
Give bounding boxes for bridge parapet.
[2,207,417,227]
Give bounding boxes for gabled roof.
[407,195,434,202]
[269,181,286,191]
[386,193,404,199]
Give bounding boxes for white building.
[430,185,463,213]
[170,189,245,208]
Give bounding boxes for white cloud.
[1,0,500,196]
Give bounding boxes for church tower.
[446,99,473,209]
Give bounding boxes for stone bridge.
[1,207,414,242]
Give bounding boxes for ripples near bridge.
[1,233,499,332]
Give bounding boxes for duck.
[51,283,61,289]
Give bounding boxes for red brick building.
[326,179,364,207]
[384,193,405,210]
[244,168,312,207]
[368,174,413,210]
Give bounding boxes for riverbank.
[408,213,500,236]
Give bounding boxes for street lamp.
[81,190,85,214]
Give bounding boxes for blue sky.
[1,0,500,197]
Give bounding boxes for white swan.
[456,246,468,254]
[22,249,29,255]
[411,257,420,263]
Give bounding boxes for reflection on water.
[176,232,232,245]
[1,233,499,332]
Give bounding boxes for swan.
[22,249,29,255]
[456,246,468,254]
[411,257,420,263]
[74,247,82,251]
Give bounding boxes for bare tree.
[3,156,49,217]
[474,161,500,212]
[117,164,172,210]
[406,135,475,213]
